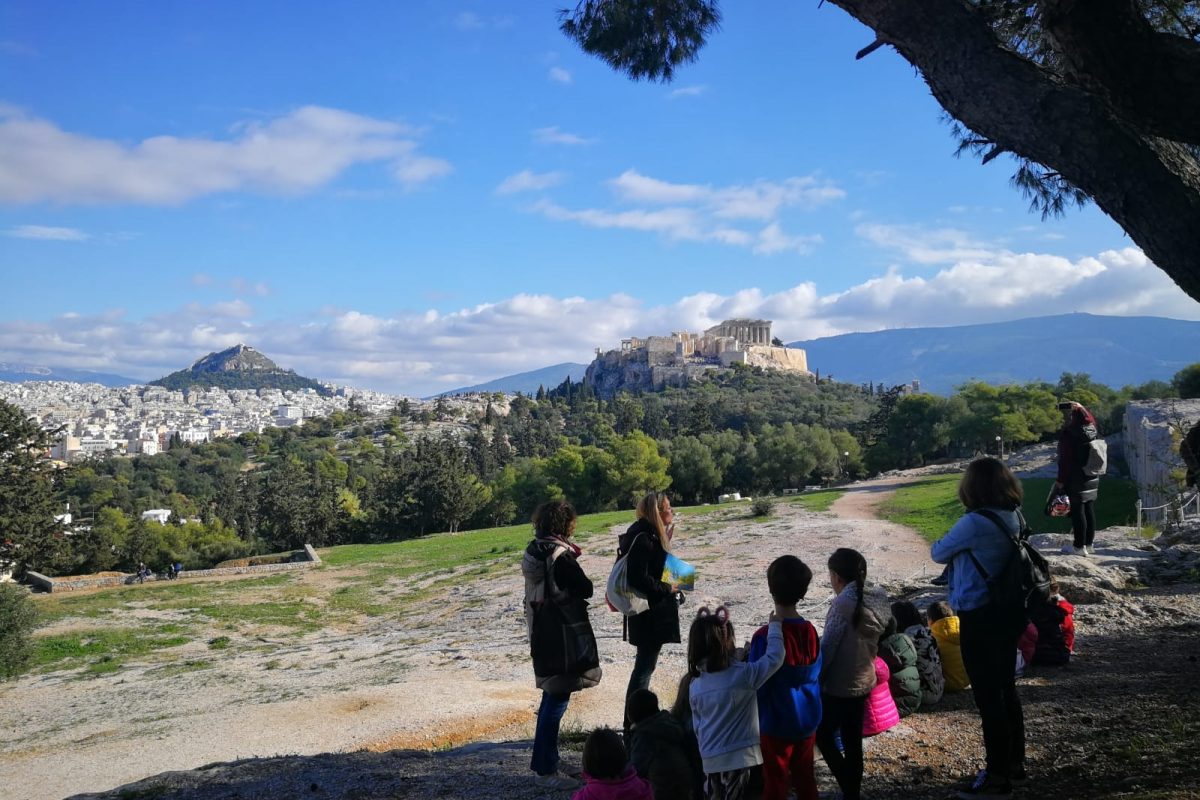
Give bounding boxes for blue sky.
[2,1,1197,395]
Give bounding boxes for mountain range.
[0,362,142,387]
[436,362,589,398]
[788,313,1200,393]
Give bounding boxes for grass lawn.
[880,474,1140,543]
[787,488,846,513]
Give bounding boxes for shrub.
[751,498,775,517]
[0,582,38,679]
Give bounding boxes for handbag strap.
[966,509,1020,581]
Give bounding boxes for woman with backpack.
[619,492,683,722]
[521,500,602,791]
[1056,400,1101,556]
[931,458,1028,799]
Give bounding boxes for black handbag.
[531,596,601,679]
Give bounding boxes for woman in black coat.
[619,492,682,713]
[1055,401,1101,556]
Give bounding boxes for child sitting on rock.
[877,615,921,717]
[862,657,901,737]
[573,727,655,800]
[1032,580,1075,666]
[927,600,970,691]
[627,688,697,800]
[890,601,944,707]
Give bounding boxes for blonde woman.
[619,492,683,721]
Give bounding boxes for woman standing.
[931,458,1028,799]
[522,500,601,791]
[1056,400,1101,556]
[620,492,682,714]
[815,548,889,800]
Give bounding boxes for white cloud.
[5,224,89,241]
[855,223,997,264]
[0,105,452,205]
[530,169,839,255]
[495,169,566,195]
[669,85,706,98]
[549,67,572,84]
[533,126,593,146]
[5,245,1193,396]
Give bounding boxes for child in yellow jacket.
[927,601,970,691]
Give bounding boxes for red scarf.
[536,535,581,558]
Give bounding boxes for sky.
[2,1,1198,396]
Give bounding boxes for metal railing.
[1135,490,1200,528]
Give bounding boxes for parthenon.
[704,319,773,345]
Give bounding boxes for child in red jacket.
[1032,581,1075,666]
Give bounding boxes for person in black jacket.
[620,492,682,722]
[1055,401,1101,556]
[521,500,600,790]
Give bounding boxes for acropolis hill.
[584,318,810,398]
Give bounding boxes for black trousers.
[815,693,866,800]
[960,605,1026,781]
[1069,498,1096,548]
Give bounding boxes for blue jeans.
[531,691,571,776]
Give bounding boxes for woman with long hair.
[1056,400,1101,556]
[521,499,601,791]
[619,491,682,719]
[931,457,1028,799]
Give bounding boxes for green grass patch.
[789,488,845,513]
[33,627,191,672]
[880,474,1140,543]
[207,636,231,650]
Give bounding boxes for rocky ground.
[6,469,1200,800]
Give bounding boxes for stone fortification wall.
[1123,400,1200,508]
[26,545,321,593]
[585,344,809,398]
[744,345,809,372]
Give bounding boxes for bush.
[0,582,38,680]
[751,497,775,517]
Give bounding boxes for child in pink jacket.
[862,657,900,737]
[573,728,655,800]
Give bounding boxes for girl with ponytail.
[815,548,890,800]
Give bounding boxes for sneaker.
[957,770,1012,799]
[1083,545,1094,556]
[534,772,581,790]
[1060,545,1084,556]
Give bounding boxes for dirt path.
[0,501,941,800]
[829,474,925,520]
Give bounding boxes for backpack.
[606,532,650,616]
[1083,438,1108,476]
[968,509,1053,616]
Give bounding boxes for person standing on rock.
[931,457,1028,799]
[1056,400,1101,556]
[620,492,683,725]
[522,500,602,791]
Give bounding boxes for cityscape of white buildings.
[0,381,413,462]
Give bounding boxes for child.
[1032,580,1075,665]
[627,689,696,800]
[669,673,706,800]
[862,657,900,737]
[747,555,822,800]
[877,616,921,717]
[573,727,655,800]
[816,548,889,800]
[688,605,785,800]
[927,600,970,691]
[1015,621,1038,677]
[890,601,944,707]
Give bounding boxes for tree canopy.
[559,0,1200,302]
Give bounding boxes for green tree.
[76,507,130,573]
[609,431,671,505]
[0,400,65,577]
[756,423,819,492]
[1173,363,1200,399]
[559,0,1200,302]
[665,436,722,504]
[0,582,37,680]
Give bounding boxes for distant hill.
[0,362,142,387]
[150,344,331,395]
[790,313,1200,393]
[436,362,589,397]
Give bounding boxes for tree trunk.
[829,0,1200,302]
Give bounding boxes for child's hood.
[857,586,892,639]
[577,767,655,800]
[931,614,961,641]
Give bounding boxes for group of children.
[566,553,1077,800]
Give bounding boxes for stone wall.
[1123,399,1200,509]
[26,545,322,593]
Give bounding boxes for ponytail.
[829,547,869,628]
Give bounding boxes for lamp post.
[996,435,1004,460]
